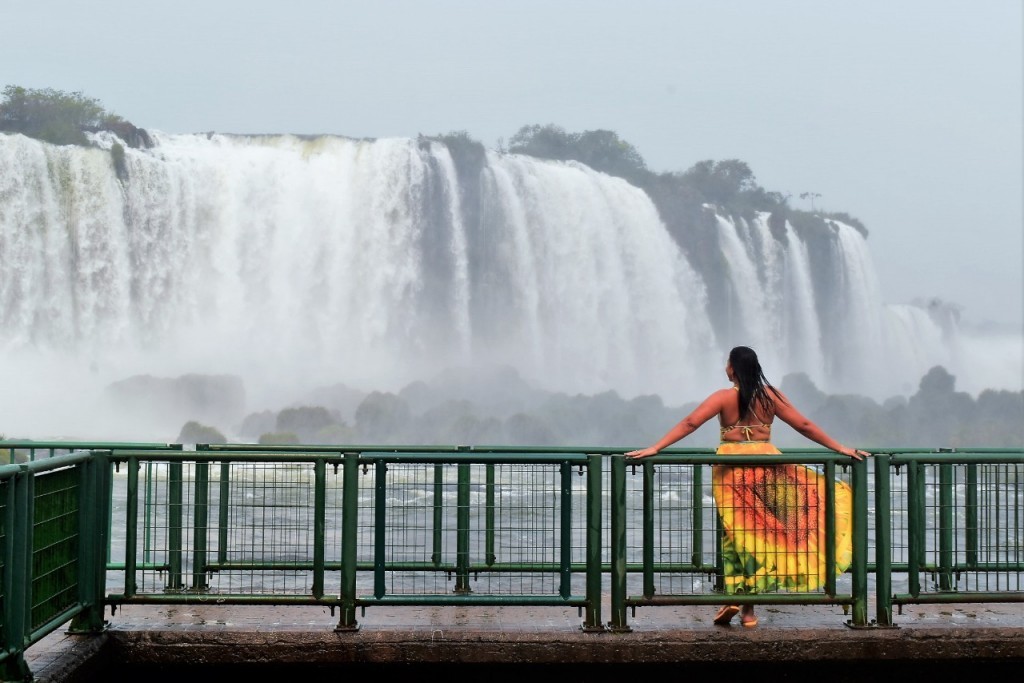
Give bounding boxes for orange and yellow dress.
[713,418,854,594]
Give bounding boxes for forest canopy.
[500,123,867,236]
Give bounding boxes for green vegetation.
[221,365,1022,449]
[355,392,413,444]
[0,85,151,150]
[274,406,354,443]
[0,434,31,464]
[176,421,227,444]
[435,123,867,239]
[802,367,1024,448]
[502,124,792,217]
[507,124,647,183]
[0,86,105,146]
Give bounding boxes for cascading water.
[0,131,1015,439]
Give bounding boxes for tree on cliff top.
[508,124,649,184]
[0,85,150,148]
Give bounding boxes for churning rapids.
[0,131,1019,440]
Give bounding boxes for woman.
[625,346,870,628]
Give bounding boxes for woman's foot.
[740,605,758,627]
[713,604,739,625]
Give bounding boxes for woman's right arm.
[773,391,870,460]
[625,390,725,459]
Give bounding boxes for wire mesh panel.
[104,451,601,607]
[886,461,912,593]
[624,459,855,599]
[360,461,580,598]
[967,463,1024,589]
[623,462,712,596]
[109,459,346,599]
[31,467,80,631]
[206,460,343,595]
[894,461,1024,594]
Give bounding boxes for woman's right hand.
[838,446,871,460]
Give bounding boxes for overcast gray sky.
[3,0,1021,329]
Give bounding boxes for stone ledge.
[104,626,1024,666]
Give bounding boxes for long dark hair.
[729,346,781,420]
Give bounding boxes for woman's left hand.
[625,447,658,459]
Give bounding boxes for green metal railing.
[1,442,183,464]
[0,452,109,681]
[0,441,1021,680]
[1,442,180,681]
[103,445,608,633]
[871,449,1024,626]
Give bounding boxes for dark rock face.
[85,121,154,149]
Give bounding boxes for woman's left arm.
[773,391,870,460]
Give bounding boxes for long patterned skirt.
[712,441,854,594]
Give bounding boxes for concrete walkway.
[26,601,1024,681]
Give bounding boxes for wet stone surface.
[26,602,1024,682]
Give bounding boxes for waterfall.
[0,131,1015,438]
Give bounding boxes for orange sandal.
[741,609,758,627]
[713,605,740,625]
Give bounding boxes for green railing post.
[124,458,139,598]
[691,463,703,568]
[335,452,359,631]
[608,455,630,632]
[312,458,326,599]
[105,457,115,569]
[0,467,32,682]
[454,462,471,594]
[0,472,14,673]
[559,462,572,600]
[431,464,444,566]
[582,454,603,631]
[167,461,183,591]
[641,461,655,599]
[938,462,954,591]
[69,452,108,633]
[94,452,113,627]
[485,464,495,566]
[965,463,978,567]
[191,462,209,592]
[907,460,922,597]
[217,463,230,565]
[874,454,894,627]
[373,459,387,599]
[849,457,869,627]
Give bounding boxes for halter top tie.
[719,386,772,442]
